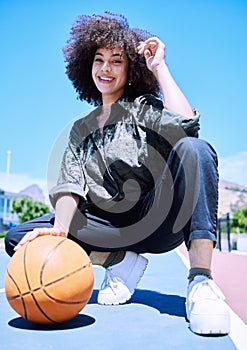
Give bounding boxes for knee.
[174,137,218,164]
[4,213,54,257]
[4,227,18,257]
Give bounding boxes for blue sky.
[1,0,247,193]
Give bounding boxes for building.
[0,184,46,232]
[0,188,26,231]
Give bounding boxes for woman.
[5,12,230,335]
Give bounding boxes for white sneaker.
[186,276,231,335]
[97,251,148,305]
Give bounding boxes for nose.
[102,61,111,72]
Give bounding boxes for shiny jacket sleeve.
[49,121,88,208]
[135,94,200,141]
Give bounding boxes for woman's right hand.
[14,227,66,252]
[14,194,79,253]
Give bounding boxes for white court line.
[175,247,247,350]
[0,288,5,293]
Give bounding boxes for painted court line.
[0,288,5,293]
[176,248,247,350]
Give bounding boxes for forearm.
[54,193,80,235]
[154,61,194,117]
[14,193,80,251]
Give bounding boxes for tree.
[11,197,50,223]
[231,206,247,233]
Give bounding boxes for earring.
[128,81,132,86]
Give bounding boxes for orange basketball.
[5,235,94,325]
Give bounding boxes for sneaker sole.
[189,313,230,335]
[98,289,132,306]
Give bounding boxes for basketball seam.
[6,269,28,319]
[7,263,92,300]
[41,263,92,305]
[40,239,92,305]
[23,241,60,323]
[8,237,93,324]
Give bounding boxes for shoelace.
[189,279,226,304]
[101,270,122,295]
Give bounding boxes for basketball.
[4,235,94,325]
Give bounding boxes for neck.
[102,91,123,105]
[96,105,111,123]
[102,104,111,113]
[96,106,111,138]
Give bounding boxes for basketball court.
[0,238,246,350]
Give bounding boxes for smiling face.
[92,47,129,105]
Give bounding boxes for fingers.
[137,37,165,57]
[137,43,153,61]
[137,42,150,55]
[14,228,66,252]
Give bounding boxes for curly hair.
[63,12,161,106]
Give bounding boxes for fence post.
[217,213,231,252]
[227,212,231,252]
[218,217,222,251]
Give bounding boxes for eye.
[94,58,103,63]
[112,59,122,64]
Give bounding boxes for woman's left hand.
[137,37,166,74]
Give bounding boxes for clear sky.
[1,0,247,193]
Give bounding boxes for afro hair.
[63,12,161,105]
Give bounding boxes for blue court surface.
[0,240,245,350]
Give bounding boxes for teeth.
[100,77,113,81]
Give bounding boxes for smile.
[98,76,115,82]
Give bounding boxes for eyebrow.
[95,52,122,58]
